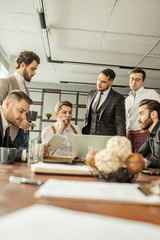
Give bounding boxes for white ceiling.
[0,0,160,93]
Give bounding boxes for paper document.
[47,134,65,152]
[36,179,160,204]
[0,204,160,240]
[31,162,98,176]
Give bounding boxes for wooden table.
[0,162,160,226]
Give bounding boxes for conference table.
[0,162,160,226]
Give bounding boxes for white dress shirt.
[92,87,111,111]
[42,122,81,156]
[125,86,160,131]
[14,71,26,93]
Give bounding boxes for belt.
[128,130,149,135]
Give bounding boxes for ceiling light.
[41,29,51,58]
[147,54,160,58]
[35,0,43,13]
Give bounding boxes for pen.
[9,176,43,185]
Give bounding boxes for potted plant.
[46,112,52,119]
[31,122,36,130]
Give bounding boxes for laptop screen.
[72,134,111,160]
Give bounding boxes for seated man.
[137,99,160,168]
[0,90,49,158]
[42,101,81,156]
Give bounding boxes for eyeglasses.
[129,77,143,82]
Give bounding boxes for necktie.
[3,127,10,147]
[93,92,103,112]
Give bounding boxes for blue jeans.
[13,129,29,148]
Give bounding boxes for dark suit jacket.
[138,121,160,168]
[82,88,126,136]
[0,75,29,140]
[0,114,16,148]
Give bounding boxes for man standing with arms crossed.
[126,67,160,152]
[0,50,40,147]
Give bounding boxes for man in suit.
[82,68,126,136]
[0,90,49,159]
[0,50,40,147]
[0,90,32,147]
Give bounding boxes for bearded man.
[137,99,160,168]
[82,68,126,136]
[0,50,40,147]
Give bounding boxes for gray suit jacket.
[82,88,126,136]
[0,75,29,140]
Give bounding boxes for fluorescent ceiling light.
[147,54,160,58]
[42,29,51,58]
[35,0,43,13]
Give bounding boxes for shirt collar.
[14,71,25,84]
[56,121,71,131]
[129,86,144,96]
[99,87,111,96]
[148,121,160,138]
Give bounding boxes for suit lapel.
[0,114,3,147]
[87,90,97,112]
[10,76,20,89]
[99,88,115,120]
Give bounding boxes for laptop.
[72,134,112,161]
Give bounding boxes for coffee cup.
[0,147,17,164]
[26,111,38,122]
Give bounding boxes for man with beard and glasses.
[137,99,160,168]
[0,50,40,147]
[82,68,126,136]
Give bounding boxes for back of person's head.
[100,69,116,81]
[130,67,146,81]
[139,99,160,119]
[4,90,33,105]
[15,50,40,69]
[55,101,72,113]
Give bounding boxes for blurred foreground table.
[0,162,160,225]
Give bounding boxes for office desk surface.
[0,162,160,226]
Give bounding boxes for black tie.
[93,92,103,112]
[3,127,10,147]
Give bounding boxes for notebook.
[72,134,111,161]
[43,155,77,164]
[31,163,99,176]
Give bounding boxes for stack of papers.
[31,162,99,176]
